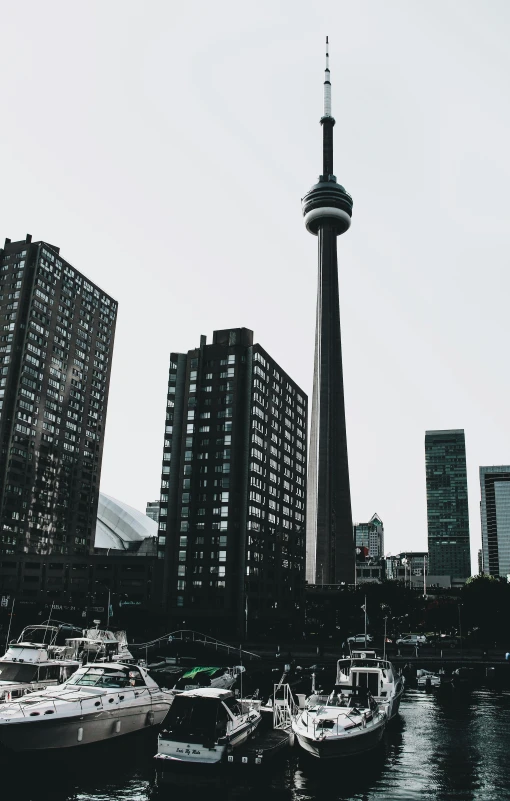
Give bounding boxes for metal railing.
[130,629,261,660]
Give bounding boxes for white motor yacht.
[335,649,404,721]
[0,625,81,702]
[292,686,386,759]
[65,624,133,663]
[0,662,172,751]
[155,687,261,765]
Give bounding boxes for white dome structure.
[95,492,158,551]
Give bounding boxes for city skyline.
[1,2,510,572]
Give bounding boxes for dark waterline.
[3,686,510,801]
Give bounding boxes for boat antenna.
[239,643,243,701]
[44,602,54,647]
[364,595,368,649]
[5,597,15,650]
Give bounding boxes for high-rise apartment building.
[354,513,384,559]
[146,500,160,523]
[425,429,471,579]
[0,235,117,557]
[157,328,307,637]
[480,466,510,580]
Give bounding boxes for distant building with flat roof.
[480,466,510,580]
[145,500,159,523]
[425,430,471,579]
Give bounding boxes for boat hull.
[156,717,261,765]
[0,698,170,752]
[381,684,404,721]
[295,718,386,759]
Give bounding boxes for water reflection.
[1,687,510,801]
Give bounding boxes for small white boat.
[335,649,404,721]
[292,687,386,759]
[0,625,81,702]
[417,669,442,688]
[0,662,172,751]
[155,687,262,765]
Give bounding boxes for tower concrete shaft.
[304,39,355,586]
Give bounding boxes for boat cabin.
[160,688,244,744]
[64,664,149,689]
[335,653,399,700]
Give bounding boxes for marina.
[0,684,509,800]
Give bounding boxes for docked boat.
[417,669,442,688]
[0,625,81,702]
[292,686,386,759]
[335,649,404,721]
[65,623,133,663]
[174,665,244,692]
[155,687,262,765]
[0,662,172,751]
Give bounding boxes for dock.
[226,729,292,765]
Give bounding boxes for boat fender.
[146,710,155,726]
[362,715,367,728]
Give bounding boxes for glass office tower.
[480,466,510,580]
[425,429,471,579]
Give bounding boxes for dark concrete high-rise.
[425,429,471,579]
[157,328,307,637]
[0,235,117,557]
[304,39,355,586]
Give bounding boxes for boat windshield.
[164,695,227,741]
[65,667,132,688]
[0,662,38,683]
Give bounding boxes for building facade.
[146,501,160,523]
[354,513,384,559]
[385,551,428,583]
[425,429,471,579]
[480,466,510,580]
[157,328,307,637]
[0,235,117,557]
[304,39,355,586]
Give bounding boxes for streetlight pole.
[95,582,112,629]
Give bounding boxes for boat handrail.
[309,708,366,739]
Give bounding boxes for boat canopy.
[181,667,223,680]
[163,693,232,742]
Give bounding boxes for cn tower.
[304,38,355,586]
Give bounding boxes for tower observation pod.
[303,38,355,587]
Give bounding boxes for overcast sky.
[2,0,510,571]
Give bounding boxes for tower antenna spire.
[321,36,335,178]
[324,35,331,117]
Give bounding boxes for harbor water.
[2,684,510,801]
